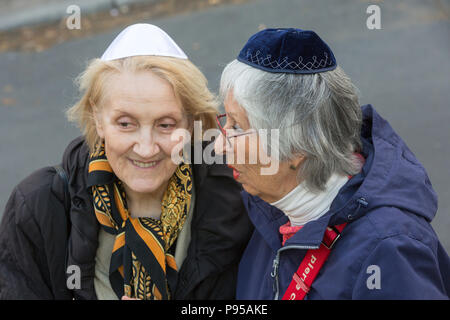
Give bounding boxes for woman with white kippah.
[0,24,253,300]
[215,28,450,300]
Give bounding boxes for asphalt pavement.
[0,0,449,252]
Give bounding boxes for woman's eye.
[232,124,243,131]
[160,123,175,129]
[158,118,177,129]
[118,121,133,129]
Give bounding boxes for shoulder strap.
[282,223,347,300]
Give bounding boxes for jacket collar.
[241,192,287,251]
[242,184,368,251]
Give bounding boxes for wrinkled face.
[94,70,189,199]
[214,92,301,203]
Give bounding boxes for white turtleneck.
[270,173,349,227]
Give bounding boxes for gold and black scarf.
[87,142,192,300]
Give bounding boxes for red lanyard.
[282,223,347,300]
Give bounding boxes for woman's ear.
[90,98,105,139]
[289,154,305,170]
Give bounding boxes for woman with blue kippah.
[214,28,450,300]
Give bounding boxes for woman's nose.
[133,130,160,159]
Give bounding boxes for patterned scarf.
[86,142,192,300]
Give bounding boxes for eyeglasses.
[216,113,255,148]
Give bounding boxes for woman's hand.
[121,295,139,300]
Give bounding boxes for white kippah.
[101,23,188,61]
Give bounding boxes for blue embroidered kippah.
[237,28,337,74]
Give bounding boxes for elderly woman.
[214,28,450,299]
[0,24,252,300]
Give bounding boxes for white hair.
[220,60,363,192]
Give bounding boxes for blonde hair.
[66,56,219,152]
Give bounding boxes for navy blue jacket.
[237,105,450,300]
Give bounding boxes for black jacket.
[0,137,253,300]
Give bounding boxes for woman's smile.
[129,158,162,170]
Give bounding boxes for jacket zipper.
[271,244,319,300]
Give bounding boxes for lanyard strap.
[282,223,347,300]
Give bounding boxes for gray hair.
[220,59,363,192]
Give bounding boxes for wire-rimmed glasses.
[216,113,255,149]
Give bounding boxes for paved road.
[1,0,449,252]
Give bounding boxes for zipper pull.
[357,197,368,207]
[271,257,279,278]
